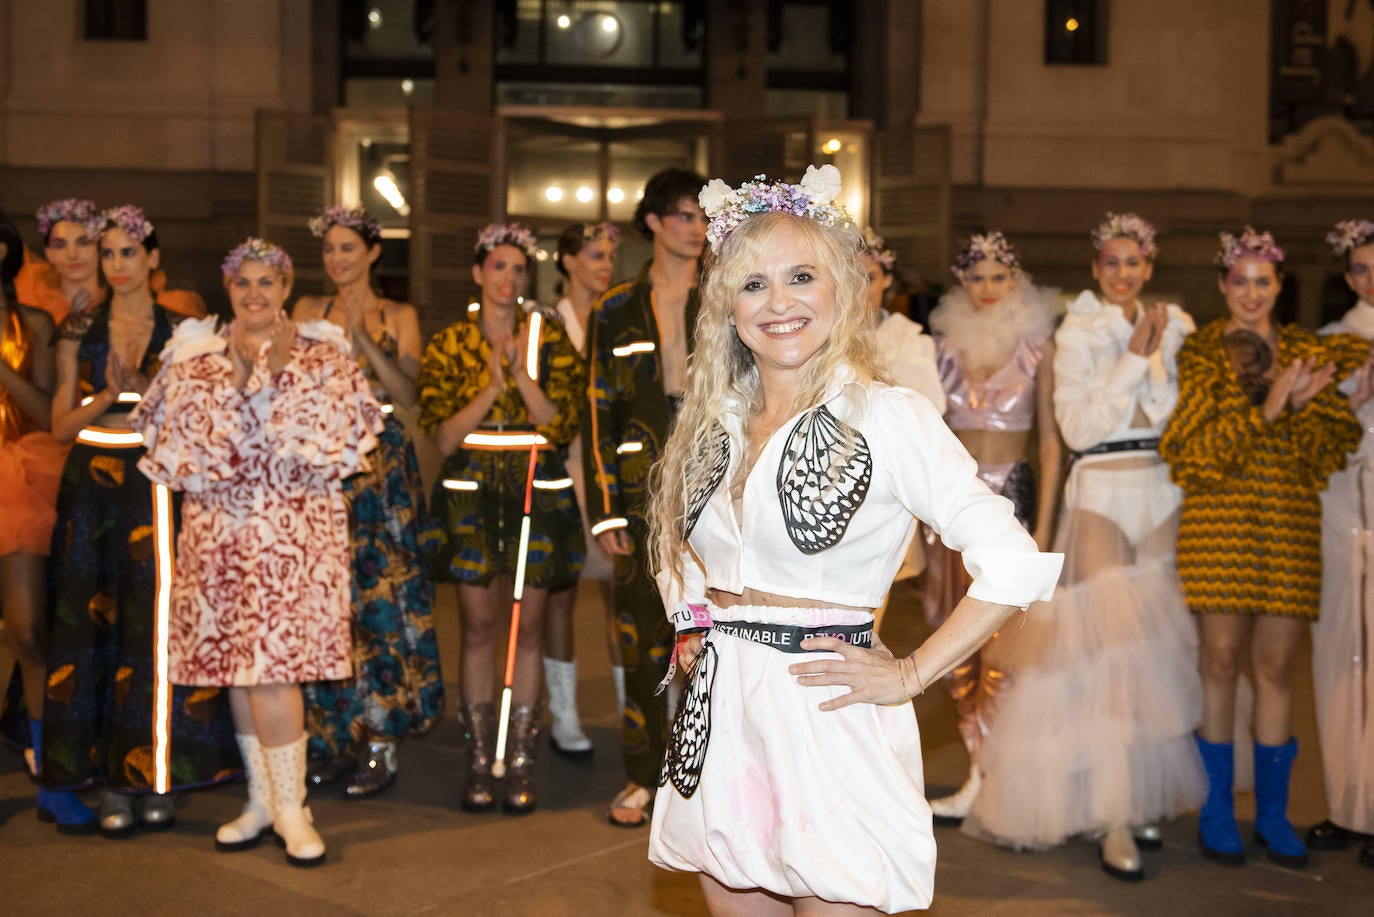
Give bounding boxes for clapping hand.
[486,334,509,393]
[1289,357,1336,411]
[266,314,295,376]
[1127,301,1169,358]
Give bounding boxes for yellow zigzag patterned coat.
[1161,319,1367,618]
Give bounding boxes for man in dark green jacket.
[584,167,706,827]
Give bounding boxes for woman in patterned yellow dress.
[1161,227,1369,870]
[418,223,585,815]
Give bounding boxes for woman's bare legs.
[0,552,47,720]
[458,578,546,705]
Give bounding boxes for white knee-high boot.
[216,733,276,852]
[262,734,325,867]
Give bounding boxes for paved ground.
[1,578,1370,916]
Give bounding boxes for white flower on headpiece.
[699,179,733,216]
[800,164,842,205]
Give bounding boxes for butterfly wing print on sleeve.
[682,423,731,538]
[660,641,717,799]
[777,405,873,554]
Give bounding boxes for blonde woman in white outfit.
[544,221,620,757]
[1313,219,1374,869]
[645,166,1062,914]
[965,213,1205,882]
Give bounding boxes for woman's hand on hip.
[788,634,910,711]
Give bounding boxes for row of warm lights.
[556,13,619,33]
[544,185,643,204]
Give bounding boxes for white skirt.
[649,604,936,913]
[965,455,1205,849]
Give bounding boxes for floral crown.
[951,231,1020,280]
[100,204,155,244]
[476,222,538,258]
[698,163,850,251]
[1326,219,1374,258]
[221,237,294,278]
[1091,212,1158,259]
[1216,226,1285,269]
[862,226,895,272]
[36,198,101,239]
[581,221,620,246]
[309,205,382,244]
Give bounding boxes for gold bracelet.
[896,658,914,699]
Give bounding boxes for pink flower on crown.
[100,204,155,244]
[1326,219,1374,258]
[951,231,1021,280]
[476,223,538,258]
[222,237,294,278]
[698,164,851,250]
[863,226,896,272]
[36,198,101,239]
[581,221,621,247]
[1091,212,1158,259]
[309,205,382,243]
[1216,227,1285,270]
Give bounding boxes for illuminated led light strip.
[380,403,395,414]
[612,341,655,357]
[76,428,144,447]
[590,517,629,536]
[532,477,573,490]
[442,478,479,491]
[462,431,549,448]
[616,441,643,454]
[151,482,174,795]
[512,516,532,603]
[467,302,480,313]
[526,311,542,381]
[81,392,142,407]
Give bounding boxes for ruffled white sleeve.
[874,386,1062,607]
[129,317,244,492]
[876,312,946,413]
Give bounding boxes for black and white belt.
[711,620,874,654]
[1075,437,1160,457]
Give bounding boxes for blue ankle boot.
[1194,733,1245,865]
[1253,738,1308,869]
[30,717,94,834]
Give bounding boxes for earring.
[728,316,736,326]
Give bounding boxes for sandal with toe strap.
[607,784,653,829]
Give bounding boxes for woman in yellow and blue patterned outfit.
[418,223,585,816]
[1162,227,1368,870]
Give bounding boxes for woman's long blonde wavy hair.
[647,210,884,591]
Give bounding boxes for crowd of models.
[0,162,1372,912]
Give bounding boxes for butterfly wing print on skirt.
[777,406,872,554]
[661,641,718,799]
[682,423,731,539]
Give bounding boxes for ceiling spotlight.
[1065,17,1080,32]
[556,14,571,29]
[368,8,382,28]
[602,15,618,33]
[373,171,410,217]
[607,186,625,204]
[821,137,842,154]
[401,79,415,96]
[575,186,594,203]
[545,186,564,202]
[535,249,550,262]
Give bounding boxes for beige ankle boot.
[262,735,325,867]
[216,733,275,852]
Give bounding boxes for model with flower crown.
[1310,220,1374,870]
[130,237,384,866]
[966,213,1204,881]
[543,220,621,757]
[919,231,1061,825]
[14,199,107,324]
[291,206,445,799]
[418,223,585,815]
[1162,228,1370,871]
[39,206,238,837]
[646,165,1061,913]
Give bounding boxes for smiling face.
[1346,242,1374,305]
[472,244,528,310]
[731,221,838,378]
[99,227,159,295]
[960,258,1016,311]
[1091,236,1154,307]
[1219,257,1281,334]
[46,220,99,286]
[862,252,894,316]
[564,237,615,298]
[229,260,292,332]
[322,225,380,287]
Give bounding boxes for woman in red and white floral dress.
[129,238,384,867]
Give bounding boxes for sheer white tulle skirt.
[649,603,936,914]
[964,454,1206,849]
